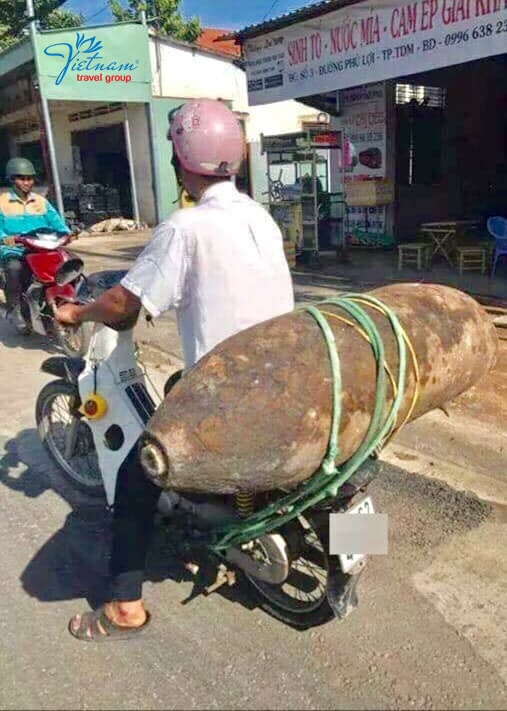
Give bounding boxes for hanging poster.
[339,83,394,247]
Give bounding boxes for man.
[0,157,71,332]
[55,99,295,641]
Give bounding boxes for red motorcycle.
[0,228,88,356]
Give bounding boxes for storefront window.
[396,84,446,109]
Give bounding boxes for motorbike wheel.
[36,379,103,496]
[245,513,337,629]
[54,322,90,358]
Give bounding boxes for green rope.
[210,294,407,552]
[303,304,342,472]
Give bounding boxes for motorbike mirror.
[55,258,84,286]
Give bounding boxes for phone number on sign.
[445,20,507,45]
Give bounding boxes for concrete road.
[0,232,506,710]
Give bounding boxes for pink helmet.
[169,99,245,177]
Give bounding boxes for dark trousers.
[110,444,161,601]
[3,257,31,308]
[109,370,182,601]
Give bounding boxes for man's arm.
[0,214,17,245]
[56,220,189,326]
[55,284,141,326]
[119,222,190,318]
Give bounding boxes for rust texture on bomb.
[142,284,498,494]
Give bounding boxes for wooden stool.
[455,247,487,275]
[397,243,432,271]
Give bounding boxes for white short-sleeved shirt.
[122,181,295,368]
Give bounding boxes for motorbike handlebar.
[52,297,146,333]
[15,233,72,249]
[55,270,153,331]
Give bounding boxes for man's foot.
[68,602,150,642]
[103,600,148,627]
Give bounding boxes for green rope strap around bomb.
[210,294,409,553]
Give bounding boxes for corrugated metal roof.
[221,0,360,42]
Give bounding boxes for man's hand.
[54,303,84,326]
[53,285,141,328]
[3,236,17,246]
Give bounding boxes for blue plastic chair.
[487,216,507,277]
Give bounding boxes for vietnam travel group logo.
[44,32,140,85]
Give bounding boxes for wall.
[395,55,507,239]
[149,96,184,222]
[151,38,242,105]
[124,104,154,223]
[52,109,74,185]
[441,56,506,220]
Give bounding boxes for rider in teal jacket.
[0,157,70,331]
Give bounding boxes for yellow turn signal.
[79,393,108,420]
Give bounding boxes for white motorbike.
[35,270,378,629]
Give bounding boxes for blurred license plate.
[336,496,375,574]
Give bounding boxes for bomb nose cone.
[140,438,168,486]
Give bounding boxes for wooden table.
[420,221,479,267]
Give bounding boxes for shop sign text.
[44,32,139,86]
[245,0,507,103]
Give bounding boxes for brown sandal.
[68,605,151,642]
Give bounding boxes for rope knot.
[321,459,337,476]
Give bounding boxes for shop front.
[0,21,166,227]
[234,0,507,254]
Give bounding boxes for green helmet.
[5,157,36,180]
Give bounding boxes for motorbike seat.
[78,270,129,299]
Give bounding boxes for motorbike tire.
[36,379,104,496]
[54,322,91,358]
[245,513,338,629]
